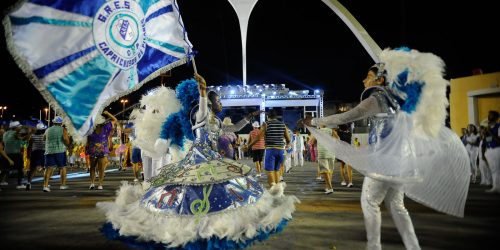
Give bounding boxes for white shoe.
[341,181,347,186]
[133,178,139,182]
[324,189,333,194]
[347,183,353,188]
[0,181,8,186]
[97,185,103,190]
[89,184,95,190]
[43,187,51,192]
[16,184,26,189]
[316,177,322,181]
[59,185,69,190]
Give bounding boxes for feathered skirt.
[97,140,299,249]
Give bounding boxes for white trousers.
[467,145,479,181]
[485,147,500,193]
[284,153,292,173]
[141,152,168,180]
[479,153,492,185]
[361,177,420,250]
[238,146,244,159]
[293,150,304,167]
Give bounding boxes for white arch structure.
[228,0,382,86]
[227,0,259,86]
[320,0,381,62]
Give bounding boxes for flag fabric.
[3,0,193,139]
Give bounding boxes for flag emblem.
[94,0,146,70]
[4,0,193,139]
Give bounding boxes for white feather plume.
[130,86,181,155]
[380,48,449,137]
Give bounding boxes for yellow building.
[450,72,500,135]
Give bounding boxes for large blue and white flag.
[3,0,193,139]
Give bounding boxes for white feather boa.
[130,86,180,156]
[380,48,448,138]
[97,182,299,247]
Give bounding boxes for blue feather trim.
[159,79,200,147]
[394,46,411,52]
[390,71,423,113]
[176,79,200,112]
[101,219,289,250]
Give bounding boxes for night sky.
[1,0,499,120]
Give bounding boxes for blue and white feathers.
[381,47,449,137]
[130,86,180,156]
[159,78,199,147]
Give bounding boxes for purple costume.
[86,122,113,158]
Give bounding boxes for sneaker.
[89,184,95,190]
[43,187,51,192]
[341,181,347,186]
[316,177,322,181]
[97,185,103,190]
[133,178,139,182]
[60,185,69,190]
[16,184,26,189]
[324,189,334,194]
[26,183,31,191]
[0,181,8,186]
[347,183,354,188]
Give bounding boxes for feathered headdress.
[381,47,449,137]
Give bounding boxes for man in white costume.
[292,129,304,167]
[301,48,470,250]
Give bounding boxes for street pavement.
[0,159,499,250]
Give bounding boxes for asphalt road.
[0,159,499,250]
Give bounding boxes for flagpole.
[113,103,140,119]
[48,103,51,127]
[191,56,198,75]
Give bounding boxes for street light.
[0,106,7,118]
[120,99,128,119]
[44,108,48,121]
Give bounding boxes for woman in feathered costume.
[301,47,470,250]
[97,74,299,250]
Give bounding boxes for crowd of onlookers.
[3,109,496,196]
[459,110,500,193]
[0,110,134,192]
[0,114,358,195]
